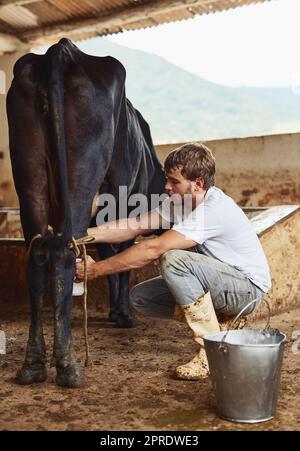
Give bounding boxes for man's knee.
[159,249,187,273]
[159,249,208,274]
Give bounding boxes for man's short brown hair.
[164,142,216,189]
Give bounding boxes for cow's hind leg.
[51,245,85,388]
[17,236,49,385]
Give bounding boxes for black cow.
[93,99,166,329]
[7,38,166,388]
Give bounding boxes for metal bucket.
[203,299,286,423]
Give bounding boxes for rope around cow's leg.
[27,226,54,258]
[27,234,43,257]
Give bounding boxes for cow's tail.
[47,42,72,245]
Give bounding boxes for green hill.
[79,39,300,144]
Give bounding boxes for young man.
[76,143,271,380]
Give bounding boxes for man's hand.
[75,256,99,281]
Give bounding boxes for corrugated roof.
[0,0,271,51]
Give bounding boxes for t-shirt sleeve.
[172,204,222,244]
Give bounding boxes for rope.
[70,235,95,367]
[27,226,54,261]
[70,235,95,257]
[27,234,43,257]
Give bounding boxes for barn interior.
[0,0,299,431]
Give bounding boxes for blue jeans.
[130,248,266,319]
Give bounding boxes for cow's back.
[7,39,126,241]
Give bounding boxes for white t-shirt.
[157,186,271,293]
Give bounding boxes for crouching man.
[76,142,271,380]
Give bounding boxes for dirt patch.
[0,303,299,431]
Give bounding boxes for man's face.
[165,168,192,197]
[165,168,205,198]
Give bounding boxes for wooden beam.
[20,0,269,45]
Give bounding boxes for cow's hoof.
[115,313,137,328]
[56,365,86,388]
[16,363,47,385]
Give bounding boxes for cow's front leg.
[113,240,137,328]
[17,239,48,385]
[107,274,119,322]
[51,246,85,388]
[116,271,137,328]
[96,243,119,322]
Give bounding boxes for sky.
[93,0,300,88]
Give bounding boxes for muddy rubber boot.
[175,292,220,381]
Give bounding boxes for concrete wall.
[257,209,300,318]
[156,133,300,207]
[1,209,299,321]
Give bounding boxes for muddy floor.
[0,302,299,431]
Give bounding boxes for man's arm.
[87,210,164,244]
[76,229,196,281]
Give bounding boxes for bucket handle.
[218,297,271,352]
